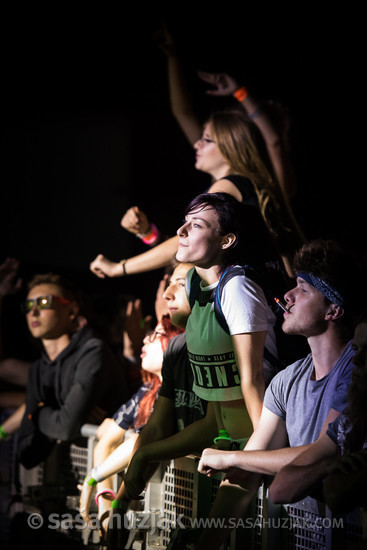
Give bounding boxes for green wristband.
[0,425,9,440]
[111,499,123,509]
[86,475,98,487]
[213,429,231,444]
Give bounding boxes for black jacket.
[17,326,128,468]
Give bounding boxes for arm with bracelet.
[89,167,263,280]
[212,401,233,450]
[103,403,217,548]
[79,432,138,529]
[89,235,179,279]
[0,403,26,440]
[120,206,162,247]
[197,70,298,201]
[79,385,148,532]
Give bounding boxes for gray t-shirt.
[264,340,355,446]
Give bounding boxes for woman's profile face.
[194,123,228,178]
[176,206,224,268]
[140,323,165,377]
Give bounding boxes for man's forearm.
[230,444,312,476]
[269,458,332,504]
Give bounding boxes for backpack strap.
[186,267,201,310]
[186,264,282,372]
[214,265,283,372]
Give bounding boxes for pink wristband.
[142,223,159,245]
[95,489,117,506]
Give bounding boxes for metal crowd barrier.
[2,422,365,549]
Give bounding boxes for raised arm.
[89,235,179,278]
[156,22,201,145]
[120,206,164,249]
[90,175,257,281]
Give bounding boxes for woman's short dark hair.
[185,192,278,268]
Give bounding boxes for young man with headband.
[195,239,367,549]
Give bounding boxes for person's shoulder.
[339,340,356,366]
[221,266,267,299]
[71,326,120,366]
[165,332,187,355]
[72,325,99,344]
[207,178,243,201]
[270,354,312,384]
[210,175,257,205]
[73,325,112,351]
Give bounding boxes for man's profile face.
[282,277,330,338]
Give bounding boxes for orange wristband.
[233,86,249,102]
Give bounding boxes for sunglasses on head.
[22,295,71,314]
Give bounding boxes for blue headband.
[297,272,344,308]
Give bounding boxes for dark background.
[0,8,361,355]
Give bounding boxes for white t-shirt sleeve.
[220,275,269,335]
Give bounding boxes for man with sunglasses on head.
[0,273,128,469]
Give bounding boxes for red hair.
[136,315,184,428]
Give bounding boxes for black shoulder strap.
[188,264,267,327]
[214,266,248,333]
[186,267,201,310]
[187,264,282,371]
[214,265,283,371]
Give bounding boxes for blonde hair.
[208,109,306,254]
